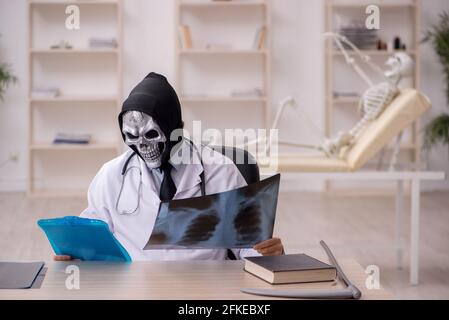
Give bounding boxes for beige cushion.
[346,89,430,171]
[271,89,430,173]
[274,154,351,172]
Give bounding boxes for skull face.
[384,52,414,84]
[122,111,167,169]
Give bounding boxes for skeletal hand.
[253,238,284,256]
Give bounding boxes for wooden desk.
[0,259,391,300]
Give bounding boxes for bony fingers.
[258,245,283,255]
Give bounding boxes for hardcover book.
[244,253,337,284]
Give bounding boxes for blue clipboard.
[38,216,131,262]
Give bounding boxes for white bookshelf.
[179,0,267,7]
[30,96,118,103]
[30,143,119,151]
[27,0,123,196]
[180,49,268,55]
[30,48,119,54]
[175,0,272,131]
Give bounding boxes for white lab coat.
[80,141,260,261]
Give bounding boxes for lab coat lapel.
[173,163,203,197]
[171,140,204,197]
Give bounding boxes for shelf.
[30,96,119,103]
[30,48,119,55]
[28,0,123,195]
[30,0,119,6]
[30,143,119,151]
[180,0,266,8]
[329,2,416,9]
[176,0,271,130]
[180,49,267,55]
[331,50,416,57]
[181,96,267,103]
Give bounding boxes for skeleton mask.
[122,111,167,169]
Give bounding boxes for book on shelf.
[88,37,118,49]
[244,253,337,284]
[179,25,193,49]
[31,87,61,98]
[231,87,263,98]
[333,91,360,99]
[53,133,92,145]
[253,25,267,50]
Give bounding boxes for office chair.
[211,146,260,185]
[211,146,260,260]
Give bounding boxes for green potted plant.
[0,35,17,101]
[0,63,17,101]
[423,12,449,153]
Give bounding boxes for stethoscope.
[115,139,206,215]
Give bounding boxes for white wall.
[0,0,28,191]
[421,0,449,190]
[0,0,448,192]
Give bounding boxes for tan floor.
[0,191,448,299]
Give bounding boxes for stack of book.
[31,87,61,99]
[53,133,91,145]
[179,25,193,49]
[88,37,118,49]
[231,87,264,98]
[338,23,378,50]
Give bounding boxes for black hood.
[118,72,184,161]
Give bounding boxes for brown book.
[258,26,267,49]
[253,26,267,50]
[244,254,337,284]
[179,25,193,49]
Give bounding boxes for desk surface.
[0,259,391,300]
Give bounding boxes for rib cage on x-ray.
[144,175,280,250]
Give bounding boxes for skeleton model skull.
[320,38,414,158]
[122,111,167,169]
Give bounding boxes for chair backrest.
[345,89,431,171]
[211,146,260,184]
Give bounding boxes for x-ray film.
[144,174,280,250]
